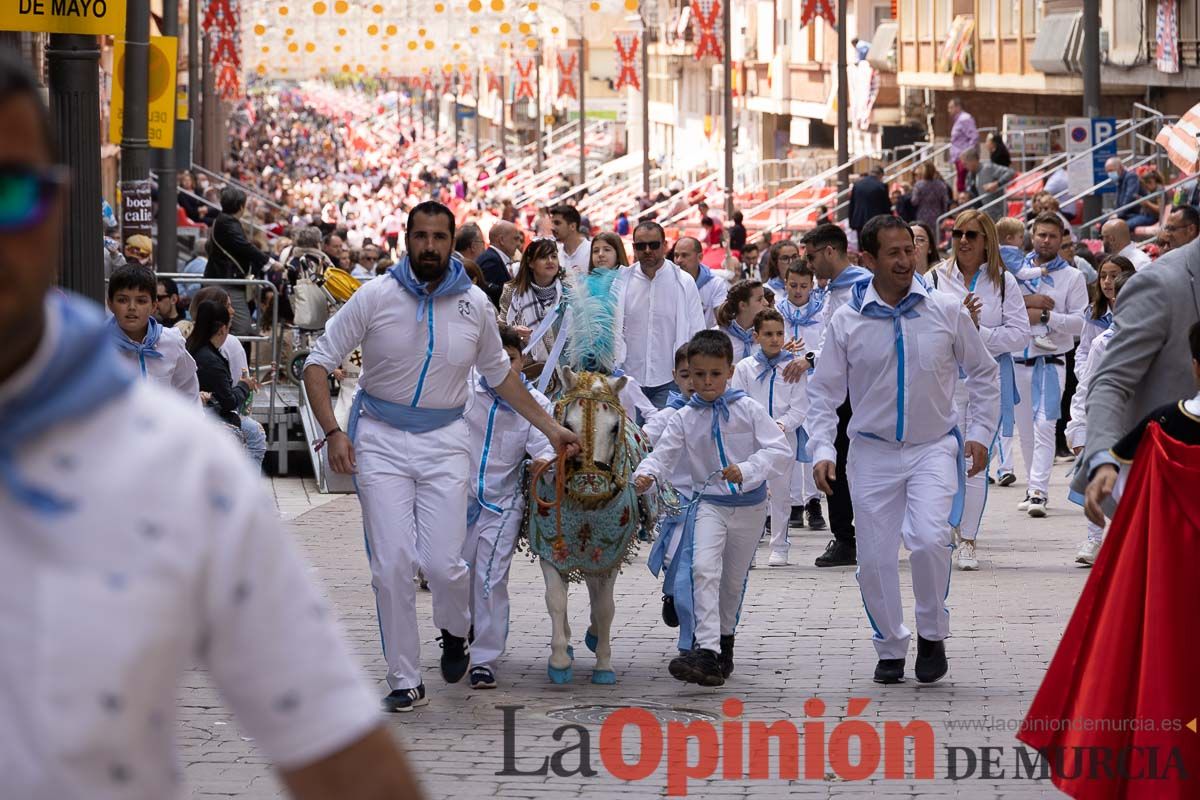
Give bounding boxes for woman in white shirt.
[498,238,564,364]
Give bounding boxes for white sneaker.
[1075,539,1102,565]
[955,540,979,571]
[1033,335,1057,351]
[1027,491,1048,518]
[1017,492,1033,512]
[768,550,789,567]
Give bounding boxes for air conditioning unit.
[1030,12,1083,74]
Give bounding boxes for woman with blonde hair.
[933,208,1032,571]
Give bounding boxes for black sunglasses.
[633,240,663,251]
[951,229,983,241]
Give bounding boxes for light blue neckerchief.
[753,349,793,420]
[694,264,715,290]
[724,321,756,359]
[1,293,135,514]
[827,265,873,292]
[388,253,473,320]
[1018,252,1069,291]
[665,390,688,409]
[1095,310,1113,330]
[849,279,926,441]
[766,276,786,295]
[687,389,748,494]
[108,315,164,378]
[777,295,825,340]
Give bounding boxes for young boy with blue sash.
[634,331,791,687]
[106,264,199,402]
[462,327,556,690]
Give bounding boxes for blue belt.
[857,429,966,527]
[347,389,465,443]
[795,426,812,463]
[1025,355,1062,422]
[996,353,1020,437]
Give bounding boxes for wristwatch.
[1039,309,1051,325]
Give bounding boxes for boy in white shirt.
[732,309,809,566]
[634,331,792,686]
[808,215,999,686]
[775,261,827,531]
[106,265,199,402]
[463,327,557,690]
[643,346,694,632]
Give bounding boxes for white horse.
[526,369,653,685]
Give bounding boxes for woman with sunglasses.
[499,238,564,366]
[932,210,1031,571]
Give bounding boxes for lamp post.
[121,0,152,256]
[157,0,180,274]
[836,0,849,202]
[722,0,732,219]
[641,8,649,198]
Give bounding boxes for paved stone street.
[184,460,1094,799]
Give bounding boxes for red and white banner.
[613,29,641,91]
[513,56,536,100]
[202,0,241,100]
[486,62,502,94]
[557,50,578,99]
[691,0,722,61]
[800,0,837,29]
[1155,103,1200,176]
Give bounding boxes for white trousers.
[691,500,767,652]
[992,434,1015,474]
[768,461,796,553]
[1013,362,1064,495]
[955,388,989,542]
[789,460,819,505]
[849,434,957,661]
[463,501,525,672]
[355,416,472,690]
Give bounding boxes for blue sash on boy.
[108,315,164,377]
[777,295,824,342]
[2,294,133,514]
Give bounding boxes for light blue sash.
[996,353,1020,437]
[347,389,465,443]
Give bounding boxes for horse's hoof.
[584,630,598,653]
[548,664,574,684]
[591,669,617,685]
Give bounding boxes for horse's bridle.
[553,372,629,507]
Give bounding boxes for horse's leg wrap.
[541,560,574,679]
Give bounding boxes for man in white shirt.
[673,235,728,327]
[0,55,422,799]
[1014,213,1089,517]
[808,215,999,686]
[616,221,707,408]
[550,203,591,281]
[1101,218,1152,270]
[304,202,578,712]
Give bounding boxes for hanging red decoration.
[513,56,536,99]
[556,50,578,99]
[691,0,723,61]
[800,0,837,29]
[613,30,641,91]
[203,0,242,100]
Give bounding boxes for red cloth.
[1017,421,1200,798]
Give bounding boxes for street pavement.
[184,461,1096,798]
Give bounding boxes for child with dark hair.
[461,324,557,690]
[106,265,198,401]
[634,329,791,686]
[731,309,810,567]
[715,279,769,361]
[186,299,265,465]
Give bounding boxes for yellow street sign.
[110,36,178,150]
[1,0,126,36]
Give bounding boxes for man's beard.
[411,252,447,282]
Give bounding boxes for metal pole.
[188,0,200,163]
[1081,0,1102,224]
[836,0,849,204]
[536,47,543,172]
[157,0,180,274]
[121,0,153,255]
[47,34,104,300]
[200,34,219,170]
[454,80,461,152]
[641,15,649,198]
[500,75,507,159]
[578,12,586,187]
[722,0,733,219]
[475,66,482,156]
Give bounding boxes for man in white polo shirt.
[0,52,422,799]
[551,203,591,281]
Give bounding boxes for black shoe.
[668,648,725,687]
[469,665,497,689]
[438,629,470,684]
[719,634,735,679]
[986,474,995,485]
[997,471,1017,487]
[805,498,826,531]
[661,595,679,628]
[873,659,906,684]
[915,636,948,684]
[762,516,772,534]
[788,505,806,528]
[1056,445,1074,460]
[383,684,428,712]
[814,538,856,567]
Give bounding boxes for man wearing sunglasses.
[0,51,425,799]
[614,221,706,409]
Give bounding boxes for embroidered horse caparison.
[522,369,657,685]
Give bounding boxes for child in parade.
[732,309,809,566]
[106,265,199,402]
[462,326,556,690]
[634,330,792,686]
[715,279,769,361]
